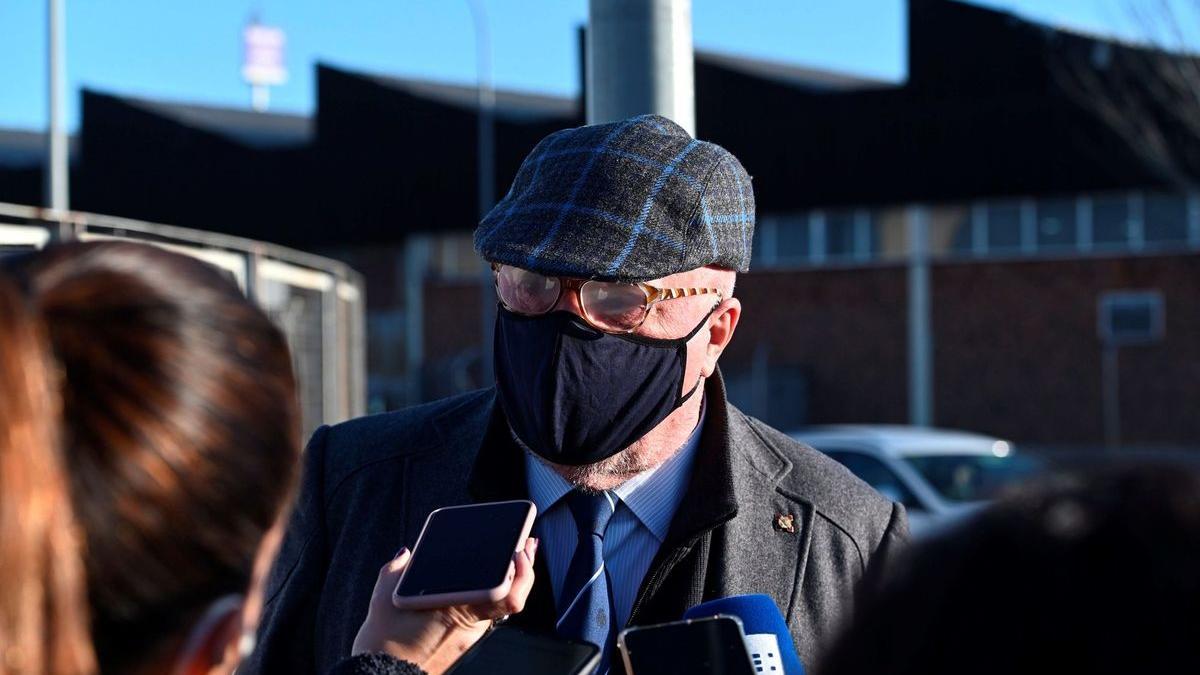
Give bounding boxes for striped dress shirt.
[523,404,704,631]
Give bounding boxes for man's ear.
[702,298,741,378]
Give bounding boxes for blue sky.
[0,0,1194,131]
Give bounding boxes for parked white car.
[789,425,1042,536]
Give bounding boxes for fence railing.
[0,202,366,440]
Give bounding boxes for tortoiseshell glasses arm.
[645,286,723,308]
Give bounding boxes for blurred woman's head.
[820,464,1200,675]
[0,277,95,674]
[9,241,301,673]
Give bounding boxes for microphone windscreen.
[684,594,805,675]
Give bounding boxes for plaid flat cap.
[474,114,754,282]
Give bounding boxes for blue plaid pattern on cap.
[474,114,754,282]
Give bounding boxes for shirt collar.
[524,451,575,518]
[523,399,706,544]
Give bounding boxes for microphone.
[683,594,805,675]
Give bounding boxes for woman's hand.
[351,537,538,675]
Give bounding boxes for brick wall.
[725,266,910,427]
[933,254,1200,445]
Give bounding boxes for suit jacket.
[243,372,908,674]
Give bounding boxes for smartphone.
[393,499,536,609]
[445,626,601,675]
[618,615,756,675]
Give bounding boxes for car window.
[825,450,923,511]
[904,454,1042,503]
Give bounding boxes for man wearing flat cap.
[247,115,907,674]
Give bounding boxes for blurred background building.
[2,0,1199,450]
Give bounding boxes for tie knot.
[565,489,616,538]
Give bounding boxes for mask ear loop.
[677,373,704,407]
[674,302,722,406]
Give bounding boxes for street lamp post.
[46,0,69,213]
[467,0,497,386]
[587,0,695,135]
[907,205,933,426]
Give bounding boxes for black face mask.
[494,306,711,466]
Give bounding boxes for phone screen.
[446,627,600,675]
[620,616,756,675]
[396,501,532,597]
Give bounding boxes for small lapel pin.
[774,513,796,534]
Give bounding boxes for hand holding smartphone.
[393,499,537,610]
[353,533,538,675]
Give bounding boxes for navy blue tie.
[557,490,617,674]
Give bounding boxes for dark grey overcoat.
[243,372,907,674]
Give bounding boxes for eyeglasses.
[492,263,723,334]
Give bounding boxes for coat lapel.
[711,386,814,622]
[625,374,738,627]
[436,398,559,632]
[627,370,813,629]
[403,391,494,539]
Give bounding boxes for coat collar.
[708,386,813,620]
[659,369,793,551]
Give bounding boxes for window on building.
[751,216,769,266]
[1143,193,1189,245]
[432,232,484,280]
[1093,194,1132,247]
[929,205,972,255]
[825,210,857,259]
[1036,197,1077,250]
[986,201,1022,252]
[775,213,811,264]
[872,208,909,259]
[1098,291,1165,346]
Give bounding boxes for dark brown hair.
[13,241,301,672]
[0,277,96,675]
